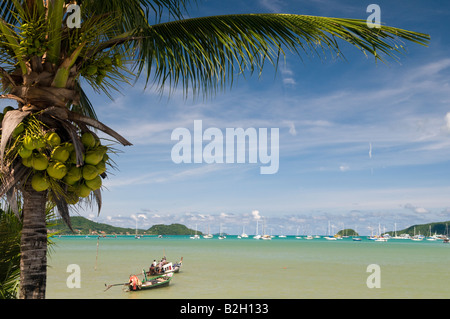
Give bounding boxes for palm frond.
[82,0,192,25]
[71,82,98,120]
[130,14,429,96]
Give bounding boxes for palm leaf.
[0,110,31,168]
[70,82,98,120]
[130,14,429,96]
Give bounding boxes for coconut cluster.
[5,107,109,204]
[18,21,48,58]
[81,54,122,85]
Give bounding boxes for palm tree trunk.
[19,181,48,299]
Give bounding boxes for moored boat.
[104,272,174,292]
[127,273,173,291]
[148,257,183,276]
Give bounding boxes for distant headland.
[48,216,450,237]
[48,216,202,236]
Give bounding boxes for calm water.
[46,236,450,299]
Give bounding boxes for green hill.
[48,216,200,235]
[148,223,203,236]
[336,229,359,236]
[387,221,450,236]
[49,216,137,235]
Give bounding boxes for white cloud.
[445,112,450,131]
[252,210,261,220]
[404,203,429,214]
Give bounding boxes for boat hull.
[128,274,173,292]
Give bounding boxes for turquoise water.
[46,236,450,299]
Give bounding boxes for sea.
[46,235,450,300]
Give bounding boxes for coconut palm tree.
[0,0,429,299]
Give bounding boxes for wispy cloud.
[258,0,285,12]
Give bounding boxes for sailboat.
[426,225,437,241]
[411,226,423,241]
[295,227,302,239]
[240,226,248,238]
[261,218,271,240]
[375,223,388,241]
[203,225,213,239]
[253,220,261,240]
[392,223,403,239]
[135,218,141,239]
[324,221,336,240]
[218,223,226,240]
[190,225,200,239]
[352,226,361,241]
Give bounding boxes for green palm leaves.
[136,14,430,96]
[0,2,430,98]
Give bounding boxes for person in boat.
[129,275,142,291]
[149,263,156,275]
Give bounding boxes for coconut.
[96,161,106,175]
[75,183,91,198]
[85,65,98,76]
[18,146,32,159]
[22,156,33,167]
[46,132,61,147]
[31,173,50,192]
[63,166,82,185]
[23,136,45,150]
[47,161,68,180]
[69,150,85,164]
[85,149,104,165]
[85,175,102,191]
[82,165,98,180]
[63,142,75,153]
[12,122,24,138]
[23,136,36,150]
[51,146,70,162]
[34,138,46,149]
[81,132,96,148]
[97,145,108,156]
[31,153,49,171]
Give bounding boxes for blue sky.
[4,0,450,235]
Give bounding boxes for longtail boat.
[147,257,183,276]
[127,273,173,292]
